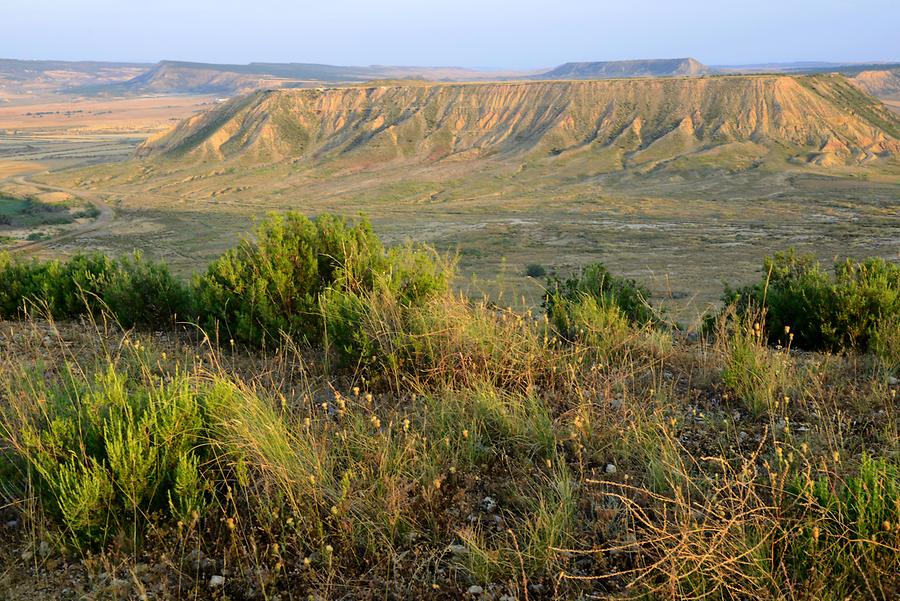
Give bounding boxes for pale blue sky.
[3,0,898,68]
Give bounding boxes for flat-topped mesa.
[137,75,900,168]
[537,57,712,79]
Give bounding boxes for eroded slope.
[138,74,900,170]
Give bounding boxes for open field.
[0,93,214,247]
[0,93,215,170]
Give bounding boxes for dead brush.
[561,427,900,600]
[323,283,581,394]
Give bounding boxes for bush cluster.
[3,219,897,375]
[541,263,660,357]
[724,249,900,353]
[0,213,450,349]
[195,213,387,345]
[6,366,206,548]
[194,212,451,346]
[0,251,192,328]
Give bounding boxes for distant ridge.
[0,58,150,93]
[66,58,717,96]
[8,56,898,109]
[536,58,711,80]
[717,61,900,76]
[852,68,900,97]
[97,60,535,95]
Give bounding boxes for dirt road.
[3,174,115,253]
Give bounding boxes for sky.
[2,0,898,69]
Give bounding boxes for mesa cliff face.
[137,75,900,168]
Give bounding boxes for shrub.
[540,263,666,360]
[872,315,900,374]
[544,262,656,326]
[2,365,206,548]
[0,252,115,319]
[103,253,195,328]
[321,284,553,391]
[724,250,900,352]
[785,454,900,595]
[0,251,192,328]
[525,263,547,278]
[545,293,633,356]
[194,212,447,346]
[320,244,453,369]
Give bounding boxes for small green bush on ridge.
[723,249,900,354]
[194,212,450,346]
[0,251,193,328]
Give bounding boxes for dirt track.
[3,174,114,253]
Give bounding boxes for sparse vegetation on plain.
[0,212,897,599]
[0,195,96,229]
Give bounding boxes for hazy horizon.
[2,0,898,70]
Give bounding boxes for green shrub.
[321,284,551,390]
[0,251,192,328]
[544,262,656,327]
[320,244,453,369]
[3,365,207,548]
[540,263,662,359]
[724,250,900,352]
[196,212,451,347]
[525,263,547,278]
[103,253,195,327]
[872,315,900,374]
[0,252,117,319]
[545,293,632,356]
[786,454,900,595]
[195,212,390,345]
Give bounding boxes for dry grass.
[0,301,896,599]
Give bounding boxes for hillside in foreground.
[0,217,897,599]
